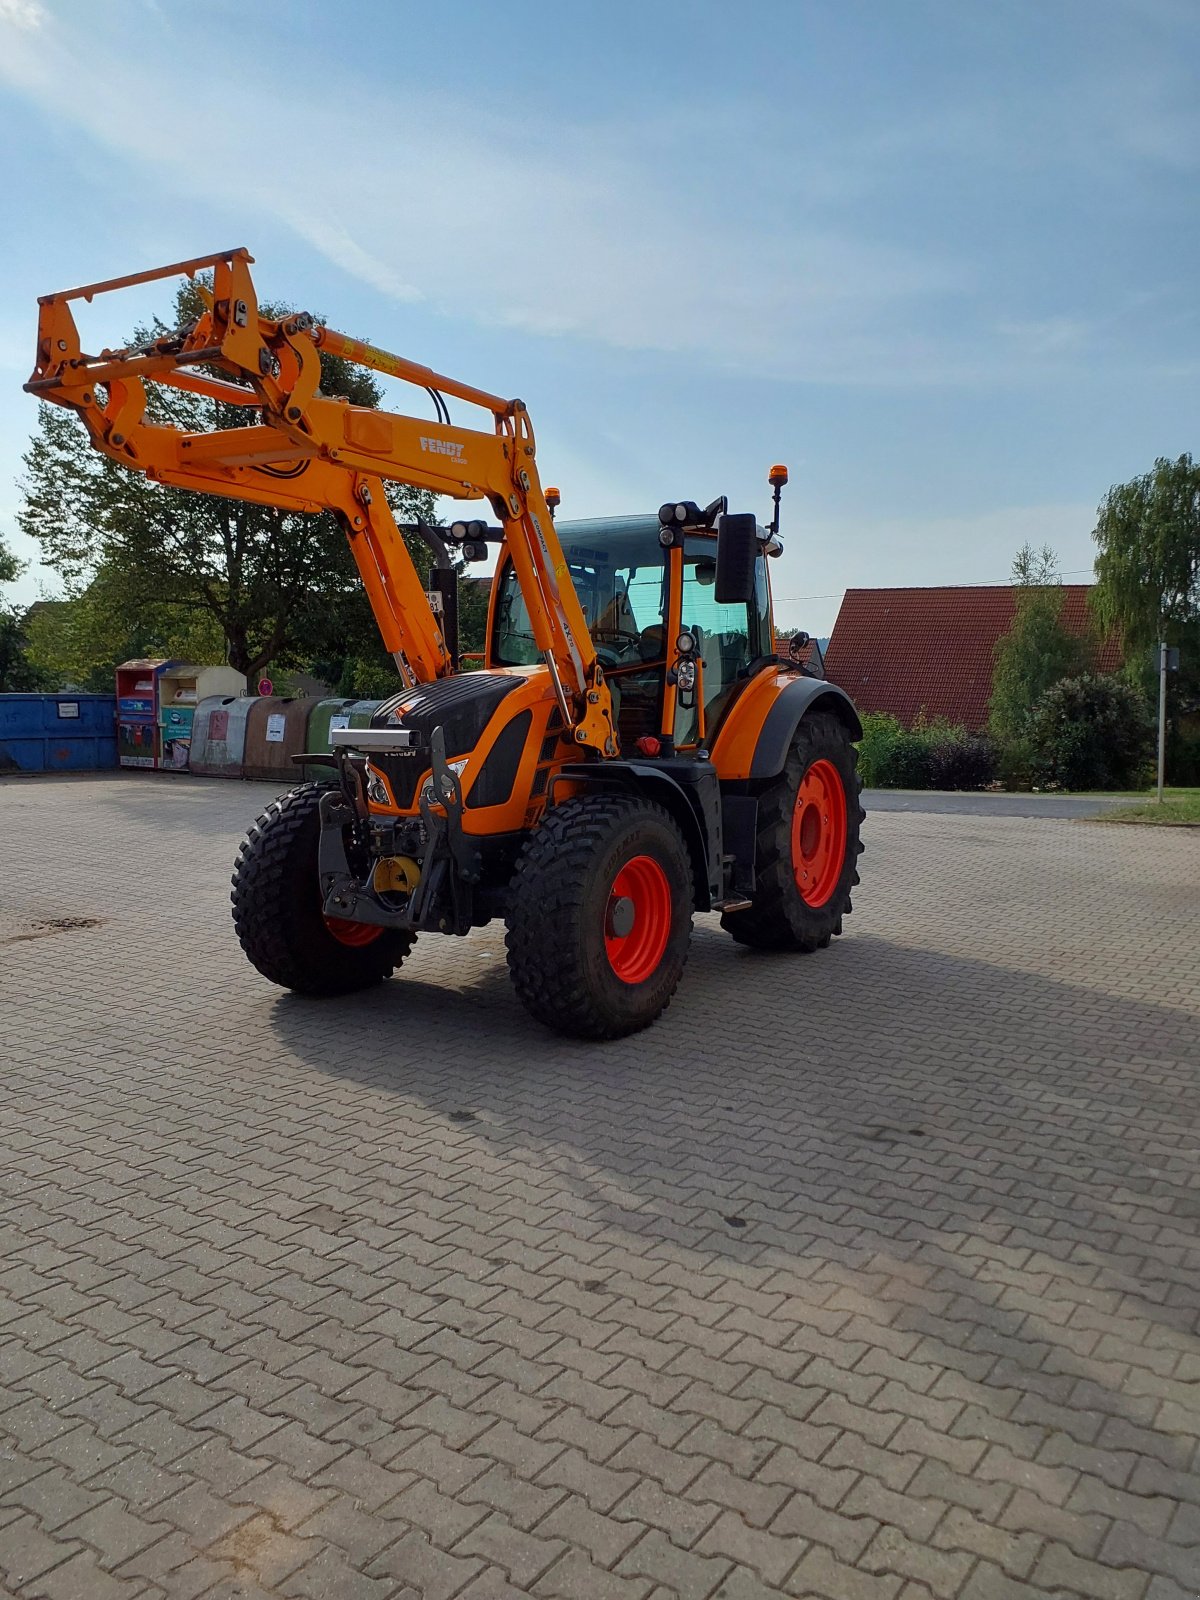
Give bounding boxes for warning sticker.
[265,713,287,744]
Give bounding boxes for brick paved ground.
[1,772,1198,1600]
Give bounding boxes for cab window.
[492,524,669,668]
[676,536,772,741]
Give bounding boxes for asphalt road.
[863,788,1132,819]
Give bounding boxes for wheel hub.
[604,855,672,984]
[606,895,636,939]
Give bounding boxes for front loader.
[27,248,864,1038]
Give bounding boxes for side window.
[678,545,771,741]
[494,570,540,665]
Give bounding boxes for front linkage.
[316,727,480,938]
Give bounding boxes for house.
[822,585,1122,730]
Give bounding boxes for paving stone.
[617,1526,734,1599]
[1031,1540,1153,1600]
[455,1509,569,1586]
[697,1508,804,1586]
[3,783,1199,1600]
[0,1512,78,1587]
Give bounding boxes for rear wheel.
[505,793,693,1039]
[231,782,414,995]
[722,712,864,951]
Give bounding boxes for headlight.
[420,758,468,808]
[365,763,391,806]
[675,659,697,691]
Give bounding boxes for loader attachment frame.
[27,247,616,752]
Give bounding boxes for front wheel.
[231,782,415,996]
[722,712,864,951]
[505,794,693,1039]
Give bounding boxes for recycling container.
[347,699,382,729]
[116,659,181,768]
[156,663,246,773]
[0,694,117,773]
[189,695,254,778]
[242,696,322,783]
[303,697,357,781]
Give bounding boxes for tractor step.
[713,898,753,913]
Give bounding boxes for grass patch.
[1094,788,1200,826]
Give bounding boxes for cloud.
[0,0,44,29]
[0,9,976,385]
[1,6,1191,388]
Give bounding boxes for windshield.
[493,517,668,668]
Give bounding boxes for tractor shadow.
[266,922,1200,1488]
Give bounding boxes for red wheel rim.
[324,914,383,948]
[791,759,848,908]
[604,854,672,984]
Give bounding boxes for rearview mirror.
[715,513,759,604]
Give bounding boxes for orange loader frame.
[26,247,617,755]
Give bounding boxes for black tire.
[231,782,414,996]
[722,712,864,952]
[505,793,693,1040]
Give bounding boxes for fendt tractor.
[28,249,865,1038]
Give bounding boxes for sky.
[0,0,1196,636]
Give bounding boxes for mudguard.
[553,759,722,910]
[710,671,862,782]
[749,677,862,778]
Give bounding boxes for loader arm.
[26,247,614,751]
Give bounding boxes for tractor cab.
[489,511,777,754]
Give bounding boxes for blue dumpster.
[0,694,117,773]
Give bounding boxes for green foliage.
[1092,454,1200,778]
[0,533,50,691]
[1092,453,1200,653]
[996,735,1034,792]
[1167,730,1200,787]
[21,570,226,692]
[0,533,20,588]
[1026,673,1154,791]
[988,543,1086,739]
[855,712,904,788]
[17,282,438,688]
[856,711,997,790]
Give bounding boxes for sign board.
[56,702,80,720]
[265,713,287,744]
[257,677,273,697]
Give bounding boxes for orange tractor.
[28,249,864,1038]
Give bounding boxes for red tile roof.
[822,585,1122,730]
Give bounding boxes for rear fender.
[711,672,862,781]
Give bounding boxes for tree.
[988,543,1086,739]
[1092,454,1200,703]
[21,569,227,692]
[17,282,441,689]
[0,532,48,692]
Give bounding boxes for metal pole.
[1157,641,1167,803]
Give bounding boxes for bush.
[856,713,997,790]
[1167,730,1200,786]
[997,736,1035,791]
[1026,674,1154,791]
[927,730,997,790]
[855,712,904,788]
